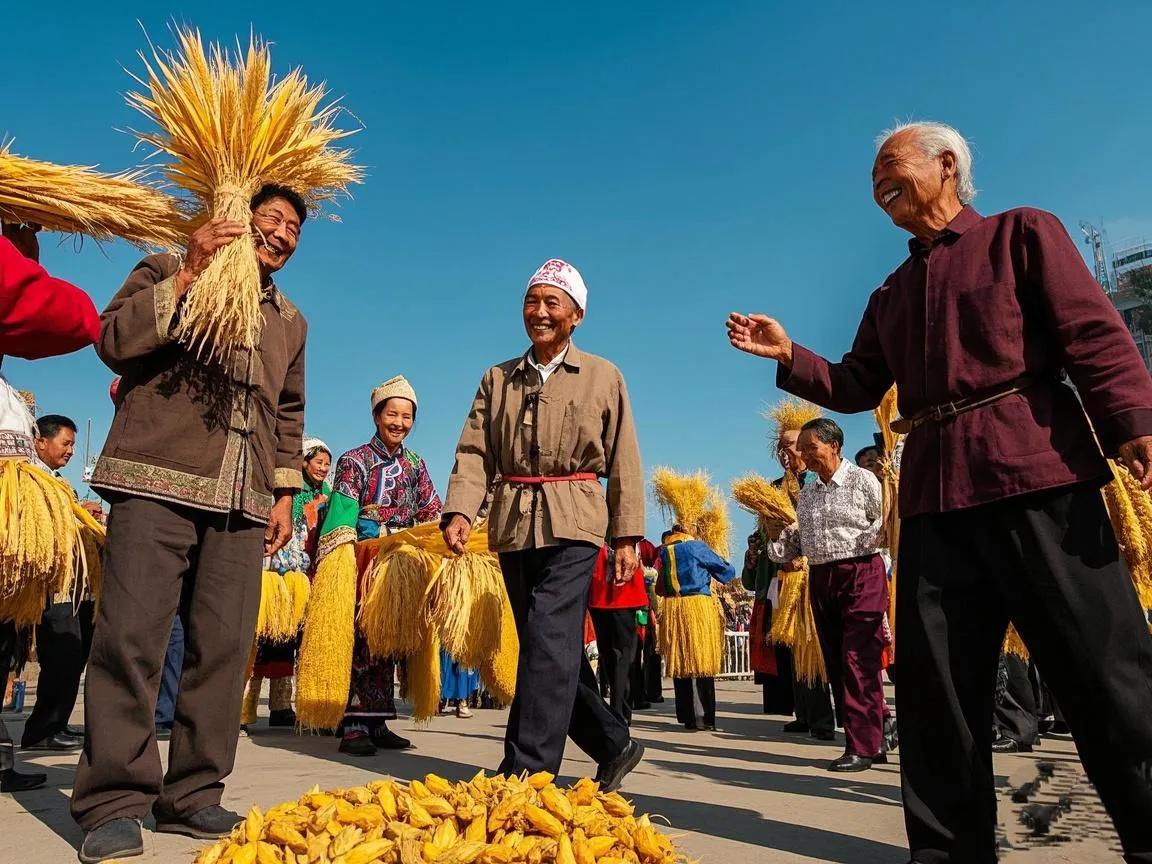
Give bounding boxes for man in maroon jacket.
[728,122,1152,864]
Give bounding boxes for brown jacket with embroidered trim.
[777,206,1152,517]
[443,343,645,553]
[90,253,306,523]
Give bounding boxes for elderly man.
[72,185,308,864]
[768,418,887,771]
[729,122,1152,863]
[442,258,646,790]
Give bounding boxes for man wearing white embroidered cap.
[442,258,646,790]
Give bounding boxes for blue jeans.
[154,614,184,727]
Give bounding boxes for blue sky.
[7,2,1152,544]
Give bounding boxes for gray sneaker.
[78,818,143,863]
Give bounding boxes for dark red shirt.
[778,206,1152,517]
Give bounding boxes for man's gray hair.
[800,417,844,449]
[876,121,977,205]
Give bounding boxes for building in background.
[1081,223,1152,372]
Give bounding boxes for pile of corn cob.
[195,771,686,864]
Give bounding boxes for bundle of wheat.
[651,467,730,558]
[126,26,362,359]
[765,398,822,438]
[872,385,903,650]
[194,772,688,864]
[296,543,358,730]
[730,473,796,524]
[0,141,185,248]
[658,593,724,678]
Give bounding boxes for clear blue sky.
[7,2,1152,544]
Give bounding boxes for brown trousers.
[71,494,263,830]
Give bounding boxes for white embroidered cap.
[302,437,330,458]
[371,375,418,413]
[526,258,587,312]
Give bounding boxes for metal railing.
[719,630,752,679]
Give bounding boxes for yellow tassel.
[296,544,357,730]
[359,545,437,659]
[457,555,506,670]
[657,594,723,678]
[479,586,519,706]
[257,571,299,643]
[283,570,311,631]
[408,630,442,725]
[768,570,804,647]
[792,574,827,685]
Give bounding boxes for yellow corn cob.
[343,839,396,864]
[377,785,399,821]
[432,818,458,848]
[421,797,456,818]
[555,834,576,864]
[256,841,282,864]
[539,786,574,823]
[435,841,486,864]
[266,822,308,853]
[522,804,563,839]
[424,774,453,797]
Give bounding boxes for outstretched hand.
[727,313,794,366]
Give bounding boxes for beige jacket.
[90,254,306,523]
[443,343,645,553]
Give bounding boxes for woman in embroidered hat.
[303,376,441,756]
[441,258,647,790]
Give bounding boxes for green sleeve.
[320,491,360,537]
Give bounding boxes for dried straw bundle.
[255,570,310,642]
[651,467,710,535]
[873,385,903,648]
[126,26,362,359]
[434,553,504,668]
[407,629,442,724]
[359,545,438,659]
[765,398,822,437]
[658,594,724,678]
[480,587,519,705]
[0,142,185,249]
[1103,461,1152,611]
[697,488,732,562]
[284,569,312,627]
[296,543,358,730]
[768,567,826,683]
[731,473,796,523]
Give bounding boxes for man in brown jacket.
[442,258,646,791]
[72,185,308,864]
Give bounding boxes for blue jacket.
[656,538,737,598]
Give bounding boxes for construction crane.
[1080,221,1112,292]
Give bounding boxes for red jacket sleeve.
[0,237,100,359]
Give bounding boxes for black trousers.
[993,652,1039,745]
[498,544,630,774]
[898,482,1152,864]
[22,600,94,744]
[672,677,716,727]
[71,495,263,830]
[590,608,639,725]
[793,676,835,733]
[629,621,662,703]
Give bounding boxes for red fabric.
[583,610,596,647]
[639,539,660,569]
[749,599,777,675]
[0,237,100,358]
[587,545,647,610]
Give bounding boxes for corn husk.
[0,141,185,249]
[296,543,358,730]
[193,773,690,864]
[126,26,362,359]
[658,593,724,678]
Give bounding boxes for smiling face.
[35,426,76,471]
[523,284,583,359]
[304,449,331,486]
[374,398,415,451]
[798,428,841,481]
[777,429,806,473]
[251,196,301,277]
[871,129,957,239]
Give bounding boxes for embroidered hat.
[371,375,418,413]
[302,437,330,458]
[526,258,587,311]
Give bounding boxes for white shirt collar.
[530,344,570,383]
[816,458,851,489]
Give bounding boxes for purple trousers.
[809,554,888,757]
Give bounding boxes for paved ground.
[0,677,1123,864]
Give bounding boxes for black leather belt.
[890,375,1041,435]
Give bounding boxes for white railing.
[719,630,752,679]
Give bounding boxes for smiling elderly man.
[442,258,646,791]
[72,185,308,864]
[728,122,1152,864]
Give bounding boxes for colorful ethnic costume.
[655,533,737,730]
[242,441,330,728]
[316,433,441,740]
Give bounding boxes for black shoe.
[22,732,83,751]
[782,720,810,733]
[683,723,699,732]
[65,725,86,739]
[633,701,652,711]
[650,696,665,703]
[811,729,836,741]
[268,709,297,728]
[1,768,47,792]
[78,818,143,863]
[154,804,243,840]
[595,740,645,793]
[370,727,412,750]
[339,731,378,756]
[701,723,716,732]
[992,734,1032,754]
[828,753,882,772]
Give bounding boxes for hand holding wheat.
[176,217,248,298]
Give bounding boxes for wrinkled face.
[523,284,583,355]
[35,427,76,470]
[304,450,331,485]
[251,196,301,275]
[777,429,805,473]
[856,449,883,479]
[374,398,415,450]
[872,129,953,234]
[798,429,840,479]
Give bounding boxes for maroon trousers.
[809,554,888,757]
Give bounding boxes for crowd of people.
[1,119,1151,864]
